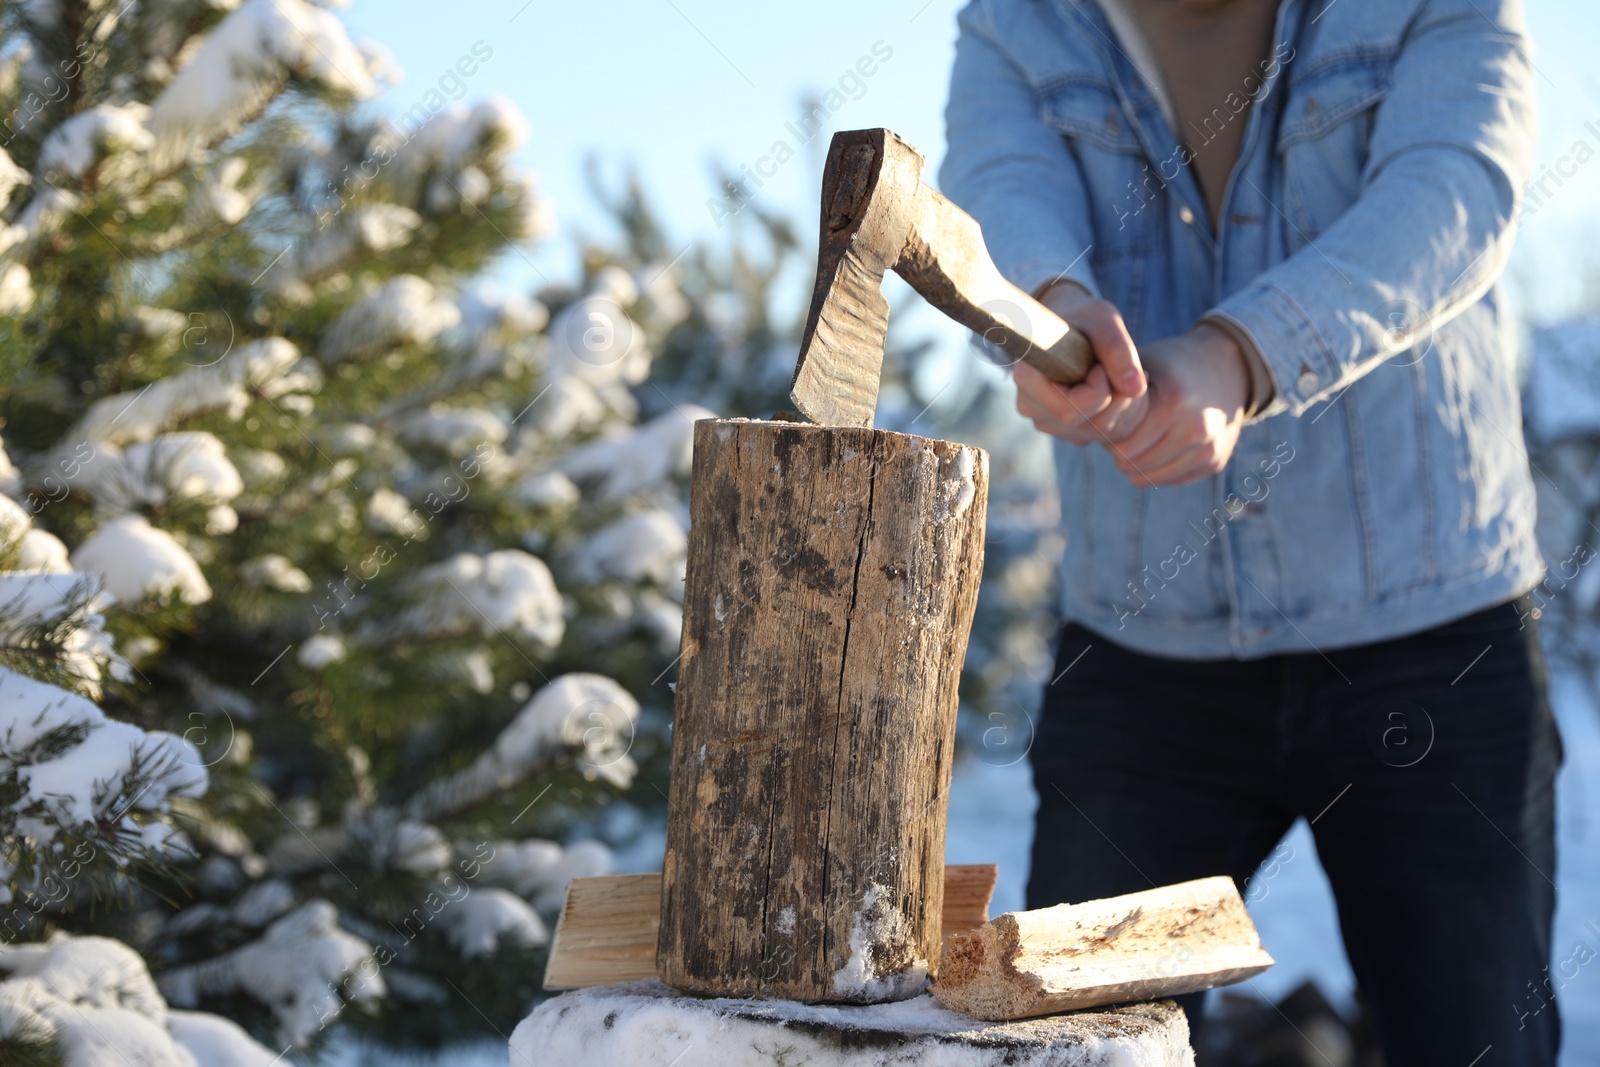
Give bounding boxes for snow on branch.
[566,508,688,586]
[434,886,548,959]
[406,674,640,820]
[378,549,563,647]
[52,431,244,518]
[0,934,282,1067]
[0,498,123,697]
[0,580,207,910]
[0,145,32,209]
[476,837,614,912]
[161,900,381,1049]
[148,0,380,161]
[397,406,507,456]
[377,97,531,210]
[2,668,207,836]
[70,338,317,446]
[545,404,713,503]
[37,103,154,181]
[319,274,460,364]
[0,572,126,697]
[71,515,213,606]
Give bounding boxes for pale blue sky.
[341,0,1600,336]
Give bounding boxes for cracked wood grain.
[657,417,988,1002]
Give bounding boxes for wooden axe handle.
[897,180,1094,387]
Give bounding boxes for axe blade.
[789,129,1094,428]
[789,130,905,427]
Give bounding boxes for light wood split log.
[544,865,998,990]
[930,876,1275,1021]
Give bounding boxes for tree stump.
[658,418,988,1003]
[512,981,1196,1066]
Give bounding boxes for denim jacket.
[940,0,1543,660]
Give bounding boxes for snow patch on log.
[945,446,978,518]
[831,883,929,1002]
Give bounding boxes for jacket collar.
[1046,0,1305,233]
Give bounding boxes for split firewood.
[930,876,1275,1021]
[541,874,661,992]
[544,865,998,991]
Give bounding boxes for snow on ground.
[1544,666,1600,1063]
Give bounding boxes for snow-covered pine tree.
[0,0,703,1052]
[0,482,290,1064]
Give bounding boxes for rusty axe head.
[788,128,1095,428]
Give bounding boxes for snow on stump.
[512,980,1194,1066]
[658,419,988,1003]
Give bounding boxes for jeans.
[1026,598,1561,1066]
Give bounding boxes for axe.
[790,128,1095,426]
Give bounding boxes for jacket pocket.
[1038,77,1143,153]
[1036,78,1152,305]
[1276,52,1394,242]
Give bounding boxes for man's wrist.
[1189,321,1254,417]
[1198,314,1274,418]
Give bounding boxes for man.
[940,1,1559,1064]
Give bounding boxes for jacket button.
[1179,206,1196,224]
[1296,368,1320,394]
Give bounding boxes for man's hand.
[1109,323,1250,488]
[1012,282,1147,446]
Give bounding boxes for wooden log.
[930,876,1276,1021]
[658,418,989,1003]
[544,865,999,990]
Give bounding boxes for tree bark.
[658,417,988,1003]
